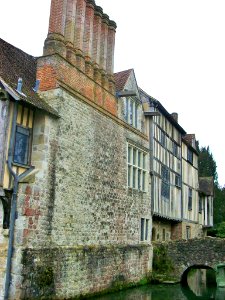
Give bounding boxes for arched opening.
[152,227,156,241]
[181,265,216,299]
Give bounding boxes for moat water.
[92,269,225,300]
[92,284,225,300]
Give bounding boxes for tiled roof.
[199,177,214,196]
[0,38,59,117]
[114,69,133,91]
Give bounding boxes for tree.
[198,145,225,227]
[198,146,218,186]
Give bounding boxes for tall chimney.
[38,0,118,115]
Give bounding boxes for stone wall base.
[17,244,152,299]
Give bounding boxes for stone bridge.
[153,237,225,285]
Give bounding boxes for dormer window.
[124,97,140,129]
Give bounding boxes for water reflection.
[91,268,222,300]
[185,268,216,298]
[92,280,224,300]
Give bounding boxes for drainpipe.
[4,101,34,300]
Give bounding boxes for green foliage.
[198,146,218,185]
[208,222,225,238]
[213,186,225,224]
[153,245,174,274]
[198,145,225,227]
[36,266,54,288]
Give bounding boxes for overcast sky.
[1,0,225,186]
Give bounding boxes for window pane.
[138,151,141,167]
[145,219,149,240]
[135,103,138,128]
[138,169,141,189]
[125,98,129,121]
[133,167,137,188]
[128,166,131,187]
[128,146,131,163]
[141,218,145,241]
[14,127,30,165]
[130,100,133,125]
[143,154,146,169]
[133,149,136,165]
[142,171,146,191]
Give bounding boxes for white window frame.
[127,144,148,192]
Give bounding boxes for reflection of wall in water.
[187,269,207,296]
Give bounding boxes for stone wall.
[21,244,152,299]
[152,219,172,242]
[8,88,152,299]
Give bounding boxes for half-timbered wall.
[182,142,199,223]
[152,113,182,220]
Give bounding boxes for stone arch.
[181,264,216,286]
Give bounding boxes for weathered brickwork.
[37,55,117,115]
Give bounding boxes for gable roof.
[0,38,58,117]
[114,69,133,91]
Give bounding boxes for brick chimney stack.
[44,0,116,79]
[38,0,118,115]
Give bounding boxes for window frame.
[127,144,148,192]
[13,124,32,166]
[124,97,140,130]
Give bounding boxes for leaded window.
[161,165,170,200]
[14,125,31,165]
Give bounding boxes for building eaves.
[139,88,186,135]
[0,38,59,117]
